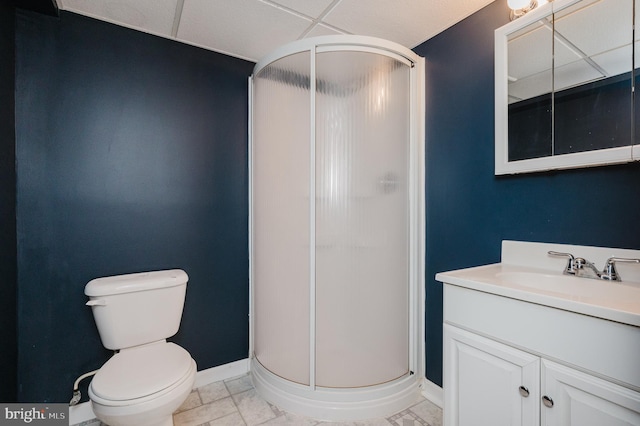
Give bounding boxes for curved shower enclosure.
[249,36,425,421]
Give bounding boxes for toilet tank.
[85,269,188,350]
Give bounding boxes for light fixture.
[508,0,538,20]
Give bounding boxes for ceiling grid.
[57,0,495,62]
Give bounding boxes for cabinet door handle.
[518,386,529,397]
[542,395,554,408]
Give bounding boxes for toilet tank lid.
[85,269,188,297]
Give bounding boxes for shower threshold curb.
[250,357,423,422]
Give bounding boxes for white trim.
[308,44,317,391]
[192,358,250,389]
[415,56,427,384]
[420,379,444,409]
[316,44,412,67]
[247,75,255,360]
[70,359,250,425]
[496,146,634,175]
[253,35,421,75]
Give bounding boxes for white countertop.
[436,241,640,327]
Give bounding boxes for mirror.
[506,14,553,161]
[495,0,637,175]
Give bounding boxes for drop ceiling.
[508,0,636,102]
[55,0,496,63]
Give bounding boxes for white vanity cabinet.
[438,241,640,426]
[541,360,640,426]
[441,283,640,426]
[444,324,540,426]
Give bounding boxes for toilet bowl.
[88,342,196,426]
[85,270,196,426]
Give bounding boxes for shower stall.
[249,36,425,421]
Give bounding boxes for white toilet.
[85,269,197,426]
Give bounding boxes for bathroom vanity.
[437,241,640,426]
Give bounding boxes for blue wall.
[15,10,254,402]
[414,0,640,386]
[0,0,17,403]
[10,0,640,402]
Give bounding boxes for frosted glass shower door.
[315,50,411,388]
[253,52,311,385]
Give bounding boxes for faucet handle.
[548,251,577,275]
[601,257,640,281]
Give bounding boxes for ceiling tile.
[177,0,313,61]
[59,0,178,36]
[267,0,336,19]
[57,0,498,62]
[508,23,552,79]
[591,46,633,78]
[323,0,494,48]
[304,23,346,39]
[508,70,552,102]
[554,0,632,58]
[554,59,603,91]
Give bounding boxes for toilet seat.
[89,342,194,406]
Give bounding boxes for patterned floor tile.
[209,411,247,425]
[407,400,442,426]
[260,410,321,425]
[317,418,393,426]
[177,390,204,412]
[225,375,253,395]
[73,373,442,426]
[200,380,231,404]
[232,388,277,426]
[173,397,237,426]
[387,408,428,426]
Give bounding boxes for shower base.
[250,357,422,422]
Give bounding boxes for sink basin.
[495,270,640,303]
[496,271,578,291]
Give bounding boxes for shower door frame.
[248,35,425,421]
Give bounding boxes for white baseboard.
[420,379,443,408]
[69,358,250,425]
[193,358,250,388]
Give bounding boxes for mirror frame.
[495,0,639,175]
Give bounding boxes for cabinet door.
[444,324,540,426]
[542,360,640,426]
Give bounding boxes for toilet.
[85,269,197,426]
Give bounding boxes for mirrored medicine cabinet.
[495,0,640,175]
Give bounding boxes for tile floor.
[76,374,442,426]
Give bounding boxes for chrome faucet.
[548,251,640,282]
[601,257,640,281]
[548,251,578,275]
